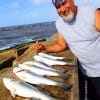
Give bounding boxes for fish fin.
[60,74,70,80]
[10,88,16,98]
[66,62,76,66]
[32,97,39,100]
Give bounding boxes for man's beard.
[62,9,75,23]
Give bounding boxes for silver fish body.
[19,64,69,79]
[23,61,59,72]
[3,78,56,100]
[13,67,72,90]
[38,52,65,60]
[34,55,76,66]
[33,55,67,66]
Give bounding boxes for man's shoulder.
[56,17,62,24]
[55,17,62,27]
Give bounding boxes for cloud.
[29,0,50,5]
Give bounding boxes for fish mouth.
[12,73,21,80]
[13,67,24,73]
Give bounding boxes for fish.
[23,61,59,72]
[3,78,56,100]
[33,55,67,66]
[23,61,68,73]
[13,67,72,90]
[34,55,76,66]
[19,64,69,79]
[38,52,65,60]
[38,53,74,62]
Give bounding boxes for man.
[34,0,100,99]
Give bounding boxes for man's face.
[56,0,76,22]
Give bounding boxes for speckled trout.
[33,55,67,66]
[38,52,65,60]
[13,67,72,90]
[19,64,69,79]
[3,78,56,100]
[23,61,60,72]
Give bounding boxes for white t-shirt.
[56,7,100,77]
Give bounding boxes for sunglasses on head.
[52,0,67,8]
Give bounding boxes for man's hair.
[52,0,66,8]
[97,8,100,10]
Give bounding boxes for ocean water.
[0,21,57,50]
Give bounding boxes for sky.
[0,0,58,27]
[0,0,100,28]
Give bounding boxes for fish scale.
[3,78,56,100]
[13,67,72,90]
[18,64,69,79]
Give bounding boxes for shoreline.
[0,38,46,53]
[0,38,47,70]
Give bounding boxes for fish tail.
[60,74,70,79]
[59,83,72,90]
[32,97,39,100]
[66,62,76,66]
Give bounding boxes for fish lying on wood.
[33,55,67,65]
[19,64,69,79]
[23,61,60,72]
[33,55,74,66]
[13,67,72,90]
[38,52,65,60]
[39,52,74,62]
[3,78,56,100]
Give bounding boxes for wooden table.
[15,49,79,100]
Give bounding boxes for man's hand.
[34,41,44,53]
[34,33,67,53]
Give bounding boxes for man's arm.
[95,8,100,32]
[44,32,68,52]
[34,32,68,53]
